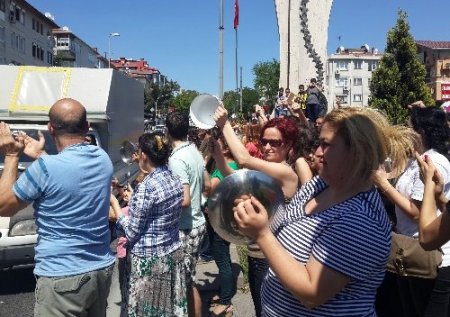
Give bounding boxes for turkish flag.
[234,0,239,29]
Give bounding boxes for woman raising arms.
[213,105,299,317]
[233,107,398,316]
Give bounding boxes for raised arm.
[0,123,30,216]
[214,106,298,198]
[23,131,47,159]
[372,165,421,220]
[416,153,450,250]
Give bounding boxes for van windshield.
[0,129,58,164]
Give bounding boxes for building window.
[40,23,43,35]
[353,78,363,86]
[335,77,348,87]
[57,37,70,47]
[47,51,52,64]
[337,95,348,104]
[10,32,15,48]
[40,47,44,61]
[32,18,35,30]
[353,94,363,102]
[19,37,25,53]
[369,61,378,71]
[0,26,5,43]
[336,61,348,70]
[354,60,362,69]
[32,42,36,57]
[0,0,5,13]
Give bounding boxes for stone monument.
[275,0,333,91]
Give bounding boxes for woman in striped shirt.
[233,107,404,316]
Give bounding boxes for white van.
[0,66,144,268]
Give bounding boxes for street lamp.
[108,32,120,68]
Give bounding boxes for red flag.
[234,0,239,29]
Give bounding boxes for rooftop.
[416,40,450,49]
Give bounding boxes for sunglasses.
[260,138,284,147]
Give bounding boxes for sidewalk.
[196,244,255,317]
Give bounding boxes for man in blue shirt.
[0,98,115,317]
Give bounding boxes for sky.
[28,0,450,96]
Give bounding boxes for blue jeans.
[248,256,269,317]
[425,266,450,317]
[207,221,234,305]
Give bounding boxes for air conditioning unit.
[343,86,348,90]
[335,70,340,75]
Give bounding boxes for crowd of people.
[0,91,448,317]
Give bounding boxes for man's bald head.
[49,98,88,135]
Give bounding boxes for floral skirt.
[121,248,187,317]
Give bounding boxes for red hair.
[260,117,299,148]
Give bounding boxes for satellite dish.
[189,94,221,129]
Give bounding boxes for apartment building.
[416,40,450,102]
[326,45,382,108]
[53,27,107,68]
[0,0,59,66]
[110,57,165,86]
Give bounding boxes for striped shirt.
[117,166,183,257]
[263,176,391,317]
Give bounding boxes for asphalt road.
[0,244,254,317]
[0,265,35,317]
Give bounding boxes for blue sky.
[28,0,450,95]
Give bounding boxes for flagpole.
[240,66,243,112]
[235,28,239,114]
[234,0,239,112]
[219,0,224,99]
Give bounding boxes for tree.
[252,59,280,107]
[222,87,259,115]
[144,80,180,117]
[369,10,434,124]
[171,89,199,113]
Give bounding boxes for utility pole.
[219,0,224,99]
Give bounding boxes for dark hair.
[138,132,171,167]
[188,126,202,148]
[293,126,319,159]
[166,111,189,140]
[260,117,299,149]
[49,107,87,135]
[410,107,449,155]
[310,78,317,84]
[85,133,97,145]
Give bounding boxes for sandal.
[209,304,233,317]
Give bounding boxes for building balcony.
[54,49,76,61]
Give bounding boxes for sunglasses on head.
[260,138,284,147]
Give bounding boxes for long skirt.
[121,247,187,317]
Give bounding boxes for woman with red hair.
[213,106,299,317]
